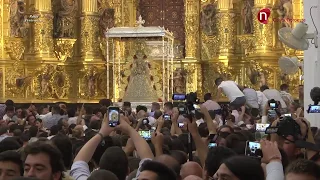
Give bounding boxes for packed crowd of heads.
[0,81,320,180]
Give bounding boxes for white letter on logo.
[259,12,268,21]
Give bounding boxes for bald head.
[180,162,203,180]
[154,155,180,177]
[183,175,203,180]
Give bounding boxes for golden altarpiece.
[0,0,303,103]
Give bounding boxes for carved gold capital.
[53,39,77,62]
[82,0,98,12]
[217,0,233,10]
[4,37,25,60]
[237,35,255,55]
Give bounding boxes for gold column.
[253,0,274,54]
[216,0,236,61]
[81,0,101,60]
[33,0,54,58]
[110,0,123,26]
[185,0,199,60]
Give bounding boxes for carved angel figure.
[86,67,97,97]
[53,0,78,38]
[99,8,115,37]
[242,0,254,34]
[173,69,186,94]
[200,3,218,36]
[277,0,293,28]
[9,0,28,37]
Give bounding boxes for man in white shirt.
[279,84,294,107]
[260,85,287,109]
[215,78,246,110]
[242,87,259,117]
[202,93,221,111]
[256,90,268,115]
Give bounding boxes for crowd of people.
[0,78,320,180]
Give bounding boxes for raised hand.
[260,140,281,164]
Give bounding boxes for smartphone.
[138,130,151,140]
[265,127,279,134]
[256,123,269,132]
[208,143,217,148]
[108,107,120,127]
[308,105,320,113]
[267,110,277,118]
[269,102,277,109]
[245,141,262,157]
[284,113,292,117]
[163,114,171,121]
[193,104,201,111]
[172,94,186,101]
[178,122,184,128]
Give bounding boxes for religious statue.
[242,0,254,34]
[86,67,98,97]
[53,0,78,38]
[277,0,293,28]
[9,0,28,37]
[173,69,186,94]
[40,67,52,96]
[200,3,218,36]
[123,50,158,102]
[99,8,115,37]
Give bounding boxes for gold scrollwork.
[53,38,77,62]
[4,37,25,60]
[216,12,236,50]
[185,14,199,58]
[80,16,100,55]
[237,34,255,55]
[49,66,71,99]
[80,65,99,98]
[33,14,54,53]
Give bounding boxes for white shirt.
[202,100,221,111]
[263,89,287,108]
[257,91,269,114]
[68,117,78,125]
[280,91,294,106]
[243,88,259,108]
[231,110,240,124]
[218,81,244,102]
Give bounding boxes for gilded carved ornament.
[53,38,77,62]
[80,16,100,54]
[237,34,255,55]
[4,37,25,60]
[80,66,99,98]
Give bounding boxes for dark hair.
[24,141,65,176]
[152,102,161,110]
[5,99,14,106]
[204,93,212,101]
[99,99,112,107]
[205,146,236,177]
[140,160,176,180]
[99,146,128,180]
[285,159,320,178]
[170,150,188,165]
[51,105,61,114]
[0,150,23,175]
[67,109,76,117]
[164,102,173,110]
[136,105,148,113]
[90,120,102,130]
[35,118,42,124]
[51,134,73,169]
[215,78,223,86]
[5,106,15,112]
[26,115,36,124]
[88,169,119,180]
[50,125,60,136]
[123,102,131,107]
[0,137,21,153]
[28,126,38,138]
[223,156,264,180]
[280,84,289,91]
[260,85,269,92]
[154,110,163,119]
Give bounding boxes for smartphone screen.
[309,105,320,113]
[108,107,120,127]
[284,113,292,117]
[138,130,151,140]
[245,141,262,157]
[256,123,269,132]
[208,143,217,148]
[163,114,171,121]
[178,123,184,128]
[172,94,186,101]
[268,110,277,118]
[269,103,276,109]
[193,104,200,110]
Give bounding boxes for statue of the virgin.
[122,50,158,102]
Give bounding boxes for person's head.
[289,102,300,114]
[260,85,269,92]
[99,146,128,180]
[153,110,162,120]
[67,109,76,118]
[164,102,173,113]
[204,146,236,179]
[51,134,73,169]
[0,150,23,180]
[23,141,65,180]
[28,126,38,138]
[281,135,301,161]
[280,84,290,92]
[151,102,160,112]
[154,155,180,178]
[180,161,202,180]
[138,160,176,180]
[0,138,21,153]
[285,159,320,180]
[123,102,131,109]
[218,125,234,138]
[35,119,43,129]
[5,106,15,118]
[51,105,61,115]
[5,100,14,107]
[204,93,212,102]
[99,99,112,107]
[15,107,23,118]
[214,78,223,86]
[26,115,36,126]
[72,125,84,138]
[214,156,264,180]
[49,125,59,136]
[88,170,119,180]
[136,106,148,113]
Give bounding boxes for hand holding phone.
[108,107,120,127]
[245,141,262,158]
[208,143,217,148]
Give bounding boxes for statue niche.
[9,0,28,37]
[200,3,218,36]
[173,68,186,94]
[242,0,254,34]
[99,8,115,37]
[53,0,78,38]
